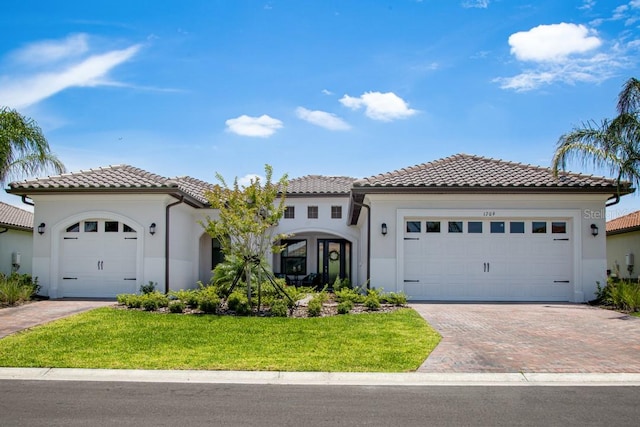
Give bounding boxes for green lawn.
[0,307,440,372]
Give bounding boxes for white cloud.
[462,0,489,8]
[0,34,142,109]
[11,33,89,66]
[579,0,596,10]
[295,107,350,130]
[238,174,264,187]
[225,114,283,137]
[321,89,333,95]
[339,91,417,122]
[508,23,601,63]
[492,22,637,92]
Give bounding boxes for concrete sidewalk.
[1,368,640,386]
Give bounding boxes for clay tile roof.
[354,153,623,191]
[0,202,33,230]
[287,175,357,195]
[172,176,217,203]
[7,165,212,205]
[8,165,173,190]
[606,210,640,234]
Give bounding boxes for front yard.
[0,307,439,372]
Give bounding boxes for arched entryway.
[277,232,352,288]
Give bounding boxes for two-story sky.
[1,0,639,218]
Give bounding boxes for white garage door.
[60,220,138,298]
[403,218,572,301]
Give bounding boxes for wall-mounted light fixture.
[149,223,157,235]
[37,223,46,235]
[381,223,388,236]
[626,253,634,276]
[590,223,599,237]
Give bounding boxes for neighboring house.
[5,153,631,302]
[0,201,34,276]
[606,210,640,280]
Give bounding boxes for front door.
[317,239,351,288]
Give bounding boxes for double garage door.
[403,216,573,301]
[59,219,138,298]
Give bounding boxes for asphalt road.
[1,381,639,426]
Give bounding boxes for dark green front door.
[317,239,351,288]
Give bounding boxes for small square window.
[84,221,98,232]
[284,206,295,219]
[406,221,421,233]
[490,221,505,233]
[552,222,567,234]
[105,221,119,232]
[448,221,463,233]
[307,206,318,219]
[468,221,483,233]
[532,221,547,233]
[331,206,342,219]
[510,222,525,233]
[426,221,441,233]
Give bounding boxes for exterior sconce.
[590,223,599,237]
[37,223,46,235]
[381,223,388,235]
[149,223,156,235]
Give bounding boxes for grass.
[0,307,440,372]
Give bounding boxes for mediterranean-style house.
[5,153,632,302]
[606,210,640,280]
[0,201,34,276]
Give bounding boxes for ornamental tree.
[202,164,289,306]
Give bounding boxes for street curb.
[1,368,640,386]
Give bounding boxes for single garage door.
[60,219,138,298]
[403,218,572,301]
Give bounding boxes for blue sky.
[1,0,639,218]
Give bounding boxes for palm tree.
[0,107,66,183]
[552,77,640,198]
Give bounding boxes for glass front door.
[317,239,351,288]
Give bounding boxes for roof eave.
[606,225,640,236]
[5,187,207,208]
[351,185,630,195]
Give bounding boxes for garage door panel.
[60,219,138,298]
[403,217,573,301]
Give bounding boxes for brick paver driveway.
[411,303,640,373]
[0,300,114,339]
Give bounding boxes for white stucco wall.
[0,228,33,276]
[362,192,611,302]
[607,230,640,280]
[272,196,361,286]
[27,193,195,297]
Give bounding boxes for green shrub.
[337,300,353,314]
[596,279,640,312]
[139,281,156,295]
[227,291,251,316]
[198,286,221,314]
[269,299,289,317]
[141,297,159,311]
[335,288,365,304]
[307,299,322,317]
[120,294,142,309]
[0,273,39,306]
[333,277,352,291]
[381,291,408,306]
[364,291,381,311]
[169,300,186,313]
[170,289,200,308]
